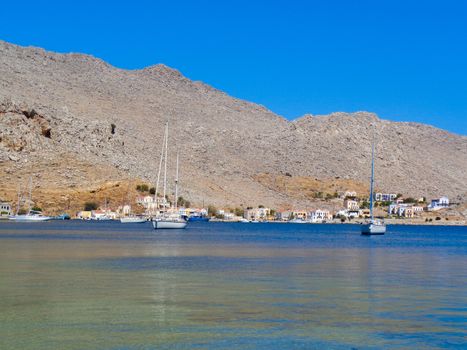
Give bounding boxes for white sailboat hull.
[9,215,52,222]
[361,222,386,235]
[120,217,147,224]
[152,220,187,229]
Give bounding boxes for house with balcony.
[344,199,360,211]
[427,196,449,211]
[375,193,397,202]
[309,209,332,223]
[244,207,270,221]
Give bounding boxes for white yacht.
[152,122,187,230]
[361,131,386,235]
[10,210,52,222]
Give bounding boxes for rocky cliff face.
[0,40,466,209]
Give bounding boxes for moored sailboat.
[9,178,52,222]
[361,130,386,235]
[152,122,187,230]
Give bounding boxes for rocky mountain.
[0,40,466,211]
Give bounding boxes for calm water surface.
[0,221,466,349]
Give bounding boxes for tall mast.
[155,123,167,207]
[174,152,179,210]
[369,130,375,221]
[28,176,32,213]
[162,122,168,208]
[16,184,21,215]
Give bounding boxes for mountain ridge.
[0,40,466,210]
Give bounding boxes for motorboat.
[120,216,147,224]
[9,210,52,222]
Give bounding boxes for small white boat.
[289,218,308,224]
[120,216,147,224]
[362,220,386,235]
[9,210,52,222]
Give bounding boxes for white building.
[427,197,449,211]
[0,202,11,216]
[244,207,270,221]
[344,199,360,211]
[375,193,397,202]
[309,209,332,223]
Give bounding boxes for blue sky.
[1,0,466,135]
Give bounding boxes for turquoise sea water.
[0,221,466,349]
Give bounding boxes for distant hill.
[0,40,466,211]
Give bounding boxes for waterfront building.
[309,209,332,223]
[389,203,423,217]
[244,207,270,221]
[276,211,291,221]
[0,202,12,216]
[136,195,170,213]
[291,210,307,220]
[77,211,92,220]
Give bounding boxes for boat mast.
[174,152,179,210]
[155,122,167,208]
[16,184,21,215]
[369,131,375,221]
[162,122,169,209]
[28,176,32,213]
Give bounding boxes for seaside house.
[136,195,170,213]
[244,207,270,221]
[427,196,449,211]
[0,202,12,216]
[389,203,422,218]
[276,211,291,221]
[309,209,332,223]
[77,210,92,220]
[291,210,307,220]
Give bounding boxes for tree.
[84,202,98,211]
[31,206,42,212]
[149,187,156,195]
[208,205,217,217]
[234,207,244,217]
[403,197,417,204]
[136,184,149,192]
[258,204,265,208]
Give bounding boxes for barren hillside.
[0,40,466,211]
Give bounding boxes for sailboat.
[9,178,52,222]
[361,130,386,235]
[152,122,187,230]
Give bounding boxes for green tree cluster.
[84,202,98,211]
